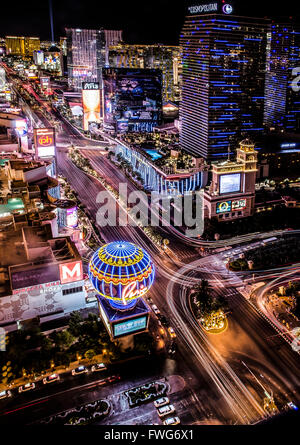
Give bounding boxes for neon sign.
[216,200,231,213]
[222,4,233,14]
[121,282,148,306]
[291,67,300,93]
[188,3,218,14]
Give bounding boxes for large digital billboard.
[82,82,101,131]
[34,128,55,158]
[113,316,147,338]
[103,68,162,133]
[219,173,241,194]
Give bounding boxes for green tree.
[68,311,83,337]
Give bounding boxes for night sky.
[1,0,299,44]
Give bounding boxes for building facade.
[66,28,122,91]
[5,36,40,58]
[103,67,163,133]
[115,139,208,194]
[66,28,106,91]
[179,2,268,160]
[264,21,300,132]
[109,44,182,102]
[203,139,258,220]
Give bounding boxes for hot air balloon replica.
[88,241,155,340]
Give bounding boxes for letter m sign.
[59,261,83,284]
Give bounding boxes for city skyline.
[0,0,299,44]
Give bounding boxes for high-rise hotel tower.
[179,2,269,160]
[264,20,300,132]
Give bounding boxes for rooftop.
[0,224,81,297]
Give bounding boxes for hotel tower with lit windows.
[179,2,269,161]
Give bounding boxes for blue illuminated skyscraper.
[179,2,269,160]
[264,20,300,132]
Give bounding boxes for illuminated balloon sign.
[88,241,155,310]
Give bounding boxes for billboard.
[14,119,28,137]
[113,315,147,338]
[82,82,101,131]
[59,261,83,285]
[102,68,162,133]
[232,199,246,210]
[40,76,50,90]
[11,263,60,291]
[66,206,78,228]
[219,173,241,194]
[34,128,56,158]
[216,200,232,214]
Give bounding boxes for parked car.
[91,363,106,372]
[43,373,60,384]
[154,397,170,408]
[157,404,176,417]
[168,327,176,338]
[18,382,35,393]
[163,416,180,425]
[72,366,88,376]
[0,390,11,399]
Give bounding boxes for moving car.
[43,373,60,384]
[107,375,121,383]
[168,327,176,338]
[154,397,170,408]
[160,315,169,326]
[72,365,88,376]
[151,304,160,315]
[91,363,106,372]
[18,382,35,393]
[288,402,298,410]
[157,404,176,417]
[0,390,11,399]
[163,416,180,425]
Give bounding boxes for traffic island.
[125,381,168,408]
[200,312,228,335]
[39,399,111,425]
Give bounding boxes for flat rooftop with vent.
[0,223,86,331]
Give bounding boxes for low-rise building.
[0,224,86,332]
[203,139,258,221]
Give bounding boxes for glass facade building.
[66,28,106,91]
[66,28,122,91]
[264,21,300,132]
[179,4,268,160]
